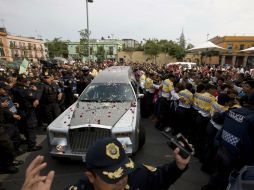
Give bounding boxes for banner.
[19,58,29,74]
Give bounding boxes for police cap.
[0,81,10,90]
[85,138,137,184]
[17,74,28,82]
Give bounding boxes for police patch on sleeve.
[143,164,157,172]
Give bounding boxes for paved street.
[0,118,209,190]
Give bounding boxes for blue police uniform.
[204,106,254,190]
[221,107,254,164]
[66,138,188,190]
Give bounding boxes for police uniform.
[39,73,61,124]
[175,89,193,136]
[11,75,39,150]
[67,138,187,190]
[204,103,254,190]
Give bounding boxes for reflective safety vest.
[194,92,216,114]
[210,102,229,130]
[211,101,229,117]
[90,69,98,77]
[221,107,254,162]
[140,74,146,88]
[178,89,193,108]
[161,79,174,98]
[144,77,154,93]
[193,93,201,110]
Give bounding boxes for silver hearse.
[47,66,145,161]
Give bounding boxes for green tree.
[179,29,186,49]
[144,39,160,63]
[45,38,68,58]
[78,29,90,57]
[186,43,194,50]
[96,46,105,62]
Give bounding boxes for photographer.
[67,137,190,190]
[21,137,190,190]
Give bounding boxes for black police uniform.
[68,162,185,190]
[0,95,22,151]
[11,80,38,149]
[67,138,187,190]
[39,80,61,124]
[76,69,94,95]
[0,105,16,170]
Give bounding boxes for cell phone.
[176,133,194,154]
[162,132,191,159]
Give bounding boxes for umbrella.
[187,41,226,65]
[188,41,226,52]
[241,46,254,52]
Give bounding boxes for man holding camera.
[67,137,190,190]
[20,137,191,190]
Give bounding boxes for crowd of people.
[133,62,254,190]
[0,59,253,190]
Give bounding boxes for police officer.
[76,66,94,95]
[0,81,24,154]
[202,92,254,190]
[67,137,190,190]
[39,73,61,125]
[0,96,23,174]
[11,74,41,152]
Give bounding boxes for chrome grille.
[69,127,111,154]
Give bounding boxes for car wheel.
[138,124,146,149]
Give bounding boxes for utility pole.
[86,0,93,62]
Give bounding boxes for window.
[80,83,135,102]
[0,46,4,56]
[240,44,245,50]
[109,46,114,55]
[227,44,233,50]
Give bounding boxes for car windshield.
[79,83,135,102]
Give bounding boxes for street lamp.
[86,0,93,62]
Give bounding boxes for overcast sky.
[1,0,254,46]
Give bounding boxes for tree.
[96,46,105,62]
[45,38,68,58]
[186,43,194,50]
[179,29,186,49]
[78,29,90,58]
[144,39,160,63]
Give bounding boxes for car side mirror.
[138,94,144,99]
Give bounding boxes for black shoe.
[27,146,42,152]
[0,166,19,174]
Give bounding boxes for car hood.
[69,102,132,127]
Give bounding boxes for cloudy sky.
[1,0,254,46]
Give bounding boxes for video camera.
[162,132,194,159]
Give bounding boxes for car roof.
[92,66,133,84]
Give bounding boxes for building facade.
[210,36,254,67]
[122,39,139,49]
[68,39,123,62]
[0,28,47,62]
